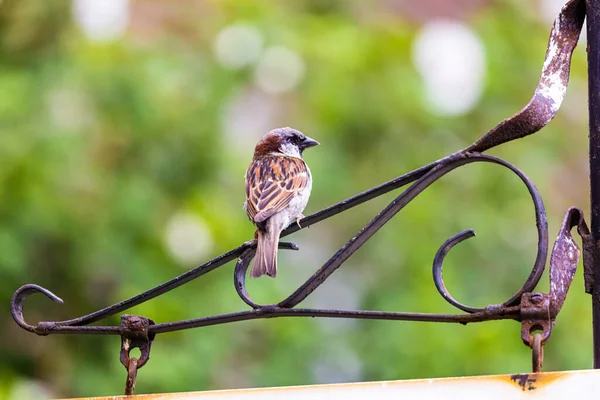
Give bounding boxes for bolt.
[530,292,544,304]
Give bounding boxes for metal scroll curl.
[432,156,548,314]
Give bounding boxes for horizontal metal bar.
[147,306,522,334]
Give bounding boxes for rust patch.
[510,373,537,391]
[507,370,565,392]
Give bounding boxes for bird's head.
[253,127,319,159]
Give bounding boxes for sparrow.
[244,127,320,278]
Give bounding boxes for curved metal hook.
[465,0,585,153]
[432,229,480,313]
[234,242,299,309]
[9,242,254,333]
[432,155,548,313]
[11,284,64,334]
[234,248,262,309]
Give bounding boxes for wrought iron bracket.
[8,0,595,394]
[519,207,589,370]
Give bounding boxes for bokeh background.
[0,0,594,398]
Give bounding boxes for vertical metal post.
[587,0,600,369]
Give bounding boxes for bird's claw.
[296,214,306,229]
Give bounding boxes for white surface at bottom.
[71,369,600,400]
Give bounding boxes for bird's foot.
[296,214,306,229]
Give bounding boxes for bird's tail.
[250,229,279,278]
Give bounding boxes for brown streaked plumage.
[245,156,310,225]
[244,127,319,278]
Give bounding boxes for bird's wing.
[245,156,309,224]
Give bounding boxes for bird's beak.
[300,136,320,150]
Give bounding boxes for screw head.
[530,292,544,304]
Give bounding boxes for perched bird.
[244,127,319,278]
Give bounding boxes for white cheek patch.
[279,142,302,158]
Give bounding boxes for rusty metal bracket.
[519,207,588,372]
[7,0,596,390]
[10,0,586,334]
[119,315,155,395]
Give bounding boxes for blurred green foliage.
[0,0,594,398]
